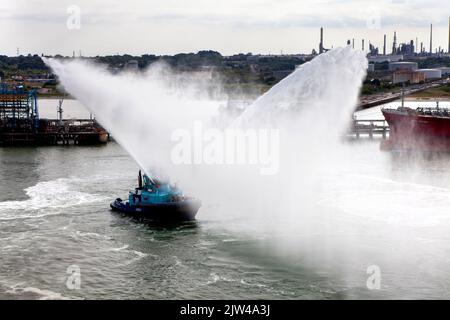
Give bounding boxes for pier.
[357,79,449,110]
[0,84,109,146]
[0,119,109,145]
[348,119,389,139]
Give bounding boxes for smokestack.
[319,27,324,54]
[383,34,386,55]
[362,39,365,51]
[421,42,423,53]
[416,37,418,54]
[430,24,433,54]
[448,17,450,53]
[352,38,355,49]
[392,31,397,54]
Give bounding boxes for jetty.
[0,84,108,146]
[348,119,389,139]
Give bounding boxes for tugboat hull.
[110,198,201,221]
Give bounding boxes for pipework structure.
[0,84,39,133]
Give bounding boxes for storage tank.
[438,67,450,76]
[388,61,418,71]
[416,69,442,79]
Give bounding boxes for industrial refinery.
[317,17,450,57]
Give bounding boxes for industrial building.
[396,41,415,56]
[438,67,450,76]
[416,69,443,80]
[392,70,425,84]
[368,55,403,63]
[388,62,418,72]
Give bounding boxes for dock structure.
[0,84,108,146]
[348,119,389,139]
[357,78,449,110]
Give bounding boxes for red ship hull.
[382,108,450,151]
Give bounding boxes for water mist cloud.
[43,39,450,299]
[44,47,368,225]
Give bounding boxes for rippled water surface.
[2,100,450,299]
[0,143,336,299]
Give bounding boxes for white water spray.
[45,47,368,228]
[46,48,450,297]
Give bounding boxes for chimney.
[392,31,397,54]
[430,23,433,54]
[448,17,450,53]
[383,34,386,55]
[319,27,324,54]
[362,39,365,51]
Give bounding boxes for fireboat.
[110,170,201,221]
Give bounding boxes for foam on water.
[0,178,106,221]
[21,287,72,300]
[0,279,74,300]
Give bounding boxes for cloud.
[5,0,450,28]
[1,0,449,56]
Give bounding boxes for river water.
[1,99,450,299]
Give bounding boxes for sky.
[0,0,449,56]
